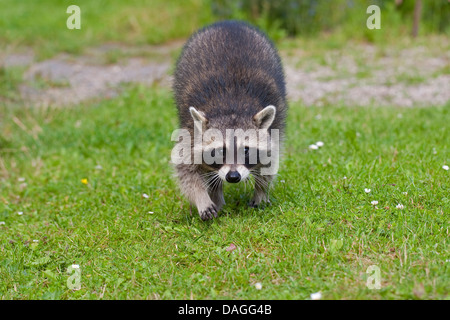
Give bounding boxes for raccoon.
[172,20,287,220]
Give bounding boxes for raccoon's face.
[190,105,277,183]
[202,143,254,183]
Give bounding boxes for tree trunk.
[412,0,422,38]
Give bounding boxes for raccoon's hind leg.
[249,173,274,208]
[176,164,219,220]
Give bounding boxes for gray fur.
[172,20,287,220]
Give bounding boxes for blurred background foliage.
[0,0,448,58]
[211,0,450,41]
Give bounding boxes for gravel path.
[2,39,449,107]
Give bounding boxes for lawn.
[0,85,448,299]
[0,0,213,59]
[0,0,449,301]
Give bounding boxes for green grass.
[0,66,26,102]
[0,86,448,299]
[0,0,449,300]
[3,0,447,61]
[0,0,214,59]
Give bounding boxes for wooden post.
[412,0,422,38]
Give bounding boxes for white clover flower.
[142,193,149,199]
[396,204,404,210]
[310,292,322,300]
[0,222,5,225]
[72,264,80,269]
[316,141,324,147]
[255,282,262,290]
[402,192,408,195]
[33,240,38,243]
[18,212,23,215]
[309,144,319,150]
[443,165,449,171]
[148,211,154,214]
[371,201,378,206]
[365,188,371,193]
[343,176,347,180]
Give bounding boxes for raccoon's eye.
[211,147,225,158]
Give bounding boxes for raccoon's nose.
[226,171,241,183]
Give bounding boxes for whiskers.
[249,169,269,189]
[242,174,252,192]
[201,171,222,191]
[200,169,270,198]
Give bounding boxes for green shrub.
[210,0,450,40]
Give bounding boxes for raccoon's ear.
[189,107,208,131]
[253,105,276,129]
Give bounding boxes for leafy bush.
[210,0,450,40]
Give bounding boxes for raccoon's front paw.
[248,200,259,208]
[199,204,218,221]
[248,198,270,208]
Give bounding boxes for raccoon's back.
[173,20,286,129]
